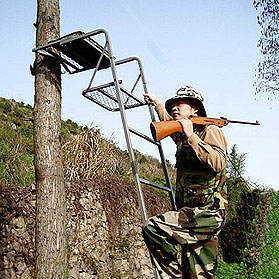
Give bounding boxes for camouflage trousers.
[142,207,226,279]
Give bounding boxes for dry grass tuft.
[62,126,176,197]
[62,127,119,181]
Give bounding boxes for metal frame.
[32,29,112,74]
[97,52,177,218]
[33,28,177,278]
[82,81,146,112]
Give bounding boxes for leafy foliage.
[225,144,249,223]
[217,191,279,279]
[254,0,279,100]
[253,192,279,278]
[227,144,247,179]
[219,189,261,263]
[0,98,83,185]
[218,145,271,274]
[216,261,246,279]
[0,98,34,185]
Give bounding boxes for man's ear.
[192,104,200,115]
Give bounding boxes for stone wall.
[0,178,170,279]
[0,184,35,278]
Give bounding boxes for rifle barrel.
[220,117,260,125]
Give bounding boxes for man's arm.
[187,125,227,172]
[154,103,173,121]
[144,93,181,143]
[143,92,172,120]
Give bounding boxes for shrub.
[0,122,35,185]
[215,261,246,279]
[62,127,119,181]
[0,98,12,114]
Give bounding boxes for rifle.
[150,116,260,142]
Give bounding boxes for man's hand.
[143,92,162,106]
[178,117,194,138]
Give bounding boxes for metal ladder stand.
[33,28,177,277]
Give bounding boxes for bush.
[0,98,12,114]
[0,122,35,185]
[215,261,246,279]
[254,191,279,279]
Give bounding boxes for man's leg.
[142,207,225,278]
[143,218,182,278]
[182,236,218,279]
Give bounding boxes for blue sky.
[1,1,278,190]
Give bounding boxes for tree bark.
[34,1,67,278]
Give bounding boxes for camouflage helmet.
[165,85,207,116]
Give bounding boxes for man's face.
[171,99,199,120]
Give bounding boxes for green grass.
[255,192,279,279]
[216,191,279,279]
[216,261,246,279]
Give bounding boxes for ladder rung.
[129,127,160,146]
[139,178,172,192]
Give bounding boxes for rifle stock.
[150,120,183,142]
[150,116,260,141]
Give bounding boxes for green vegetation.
[0,97,175,188]
[216,144,278,278]
[253,191,279,278]
[0,98,34,185]
[226,145,250,223]
[0,97,82,186]
[215,261,246,279]
[216,191,279,279]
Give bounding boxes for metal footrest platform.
[33,30,111,74]
[82,82,146,112]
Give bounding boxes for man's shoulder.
[202,124,228,147]
[204,124,224,133]
[201,124,227,141]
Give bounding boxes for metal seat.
[33,30,111,74]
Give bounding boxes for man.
[142,85,228,279]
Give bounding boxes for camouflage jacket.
[175,126,228,210]
[154,103,228,210]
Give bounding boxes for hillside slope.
[0,97,175,189]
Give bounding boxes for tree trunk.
[34,1,67,278]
